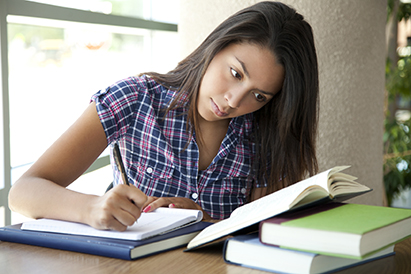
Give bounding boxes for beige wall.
[179,0,387,205]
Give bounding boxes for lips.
[210,99,229,117]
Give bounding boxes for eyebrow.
[236,57,250,78]
[235,57,276,96]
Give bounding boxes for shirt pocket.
[221,163,251,196]
[222,176,250,199]
[130,155,175,197]
[214,175,251,219]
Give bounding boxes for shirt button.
[146,167,153,174]
[241,188,247,194]
[191,193,198,199]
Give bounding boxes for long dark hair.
[144,1,319,193]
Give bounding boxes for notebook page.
[21,208,202,241]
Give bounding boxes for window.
[26,0,180,23]
[0,0,179,225]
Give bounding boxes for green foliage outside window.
[385,0,411,205]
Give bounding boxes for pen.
[113,142,130,186]
[113,143,137,214]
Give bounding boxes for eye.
[230,68,242,80]
[253,92,266,102]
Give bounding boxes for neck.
[195,117,230,170]
[197,115,230,134]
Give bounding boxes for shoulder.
[108,75,160,98]
[113,75,176,104]
[92,75,175,107]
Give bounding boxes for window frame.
[0,0,177,226]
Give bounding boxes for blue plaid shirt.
[91,75,261,219]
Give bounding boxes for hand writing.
[86,184,148,231]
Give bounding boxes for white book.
[224,234,394,274]
[187,166,370,249]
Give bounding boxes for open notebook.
[21,207,203,241]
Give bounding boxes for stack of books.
[223,202,411,274]
[186,166,411,274]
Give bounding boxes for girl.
[9,1,318,232]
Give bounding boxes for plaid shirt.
[91,75,260,219]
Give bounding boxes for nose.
[224,88,246,109]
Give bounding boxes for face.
[197,42,284,125]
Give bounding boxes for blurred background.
[1,0,180,225]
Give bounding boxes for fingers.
[142,197,179,213]
[90,184,148,231]
[142,197,201,213]
[142,197,165,213]
[141,196,158,213]
[113,184,148,210]
[141,196,212,221]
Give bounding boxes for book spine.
[222,238,232,264]
[0,229,132,260]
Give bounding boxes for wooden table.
[1,237,410,274]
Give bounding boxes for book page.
[329,181,371,196]
[231,167,341,218]
[327,167,370,197]
[21,208,202,241]
[188,168,337,249]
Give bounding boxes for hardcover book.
[0,222,212,260]
[224,233,395,274]
[259,202,411,259]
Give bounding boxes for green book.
[259,202,411,259]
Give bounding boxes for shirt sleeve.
[90,77,145,144]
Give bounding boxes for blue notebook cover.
[0,222,212,260]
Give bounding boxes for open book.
[21,207,203,241]
[187,166,371,249]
